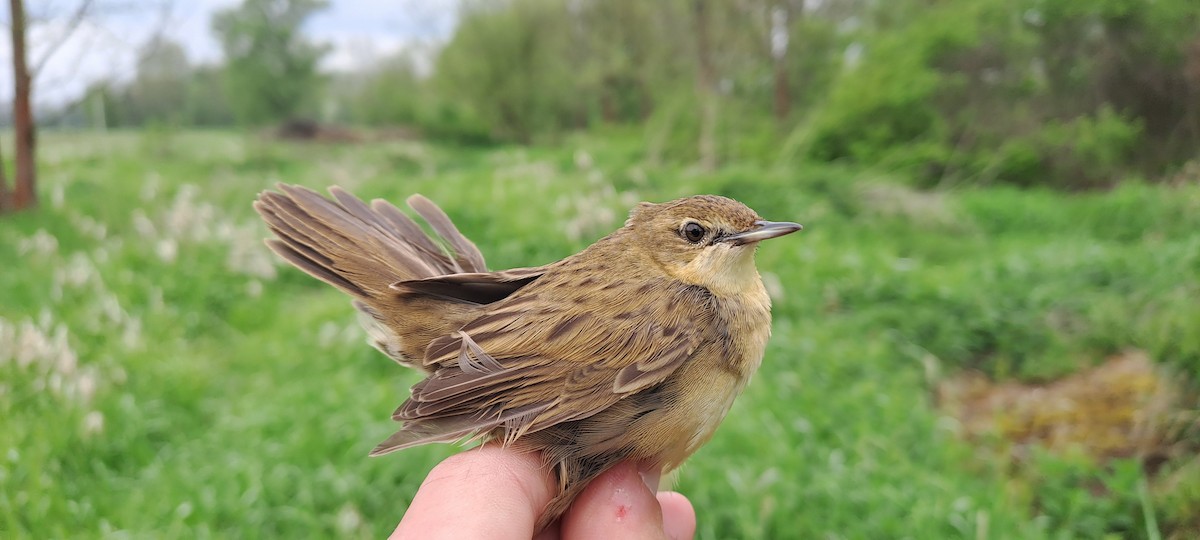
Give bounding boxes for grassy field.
[2,130,1198,538]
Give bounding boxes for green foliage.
[67,42,235,129]
[1018,451,1147,538]
[807,42,944,166]
[432,0,580,143]
[42,0,1200,190]
[3,131,1197,538]
[346,54,424,127]
[795,0,1199,187]
[779,16,845,113]
[129,38,191,125]
[212,0,330,125]
[383,0,1198,185]
[184,66,239,127]
[1020,106,1144,188]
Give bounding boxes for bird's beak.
[722,220,803,246]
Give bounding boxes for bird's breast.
[648,282,774,470]
[713,280,773,380]
[650,351,751,471]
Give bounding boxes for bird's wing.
[389,266,552,305]
[369,282,715,455]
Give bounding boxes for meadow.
[2,130,1198,538]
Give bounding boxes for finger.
[389,445,555,540]
[559,462,679,540]
[656,491,697,540]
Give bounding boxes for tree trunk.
[693,0,718,172]
[10,0,37,211]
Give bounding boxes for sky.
[0,0,460,107]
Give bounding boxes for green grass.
[2,130,1197,538]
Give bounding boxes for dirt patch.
[273,120,363,143]
[937,350,1190,467]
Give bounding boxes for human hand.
[389,445,696,539]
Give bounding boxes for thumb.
[559,462,696,540]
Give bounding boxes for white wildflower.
[557,182,628,242]
[336,504,363,533]
[318,321,340,348]
[121,317,142,350]
[55,252,97,288]
[155,239,178,263]
[132,209,157,238]
[16,229,58,257]
[83,411,105,435]
[98,292,124,325]
[574,149,593,170]
[70,213,108,240]
[75,369,98,403]
[226,224,277,279]
[2,316,99,405]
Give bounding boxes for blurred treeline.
[58,0,1200,188]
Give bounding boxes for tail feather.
[369,199,444,256]
[254,184,486,299]
[407,194,487,273]
[254,184,494,369]
[327,187,464,276]
[264,237,366,297]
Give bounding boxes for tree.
[693,0,718,171]
[770,1,792,121]
[212,0,329,125]
[7,0,34,211]
[2,0,94,213]
[433,0,577,143]
[0,128,8,211]
[129,38,191,125]
[345,52,424,127]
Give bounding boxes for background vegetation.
[4,0,1200,538]
[55,0,1200,188]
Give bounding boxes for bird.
[253,185,802,531]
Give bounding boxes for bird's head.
[625,195,802,296]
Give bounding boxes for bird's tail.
[253,184,487,367]
[255,184,486,295]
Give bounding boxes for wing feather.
[371,279,714,454]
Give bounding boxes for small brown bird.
[253,185,801,530]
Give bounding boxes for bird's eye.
[681,222,707,243]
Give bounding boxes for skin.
[389,446,696,540]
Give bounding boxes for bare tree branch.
[30,0,94,76]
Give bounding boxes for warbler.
[254,185,801,530]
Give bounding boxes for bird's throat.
[677,245,765,298]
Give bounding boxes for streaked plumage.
[253,185,801,530]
